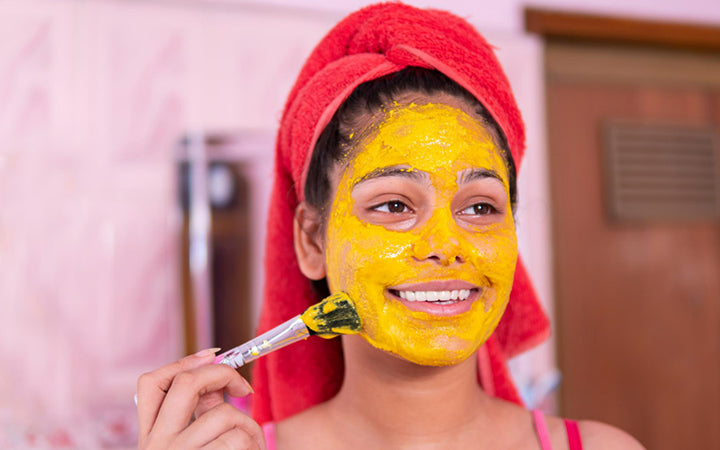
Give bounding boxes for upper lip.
[388,280,479,291]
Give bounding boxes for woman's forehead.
[346,102,507,181]
[355,102,504,157]
[344,91,483,136]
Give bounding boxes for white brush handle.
[216,315,310,369]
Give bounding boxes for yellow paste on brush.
[301,292,362,338]
[324,102,518,366]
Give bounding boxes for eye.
[371,200,411,214]
[459,202,497,216]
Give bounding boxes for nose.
[411,212,466,266]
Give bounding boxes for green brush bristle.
[301,292,362,338]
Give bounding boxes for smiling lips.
[388,281,482,315]
[395,289,472,303]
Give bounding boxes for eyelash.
[370,200,412,214]
[459,202,498,216]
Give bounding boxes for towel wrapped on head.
[252,2,551,424]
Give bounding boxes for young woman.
[136,4,644,449]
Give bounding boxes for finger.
[195,373,252,418]
[200,427,264,450]
[178,402,264,449]
[194,390,225,418]
[136,348,219,442]
[199,427,262,450]
[153,363,253,438]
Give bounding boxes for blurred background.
[1,0,719,448]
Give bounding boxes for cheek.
[324,177,417,293]
[460,218,518,311]
[325,215,416,290]
[481,238,517,316]
[468,231,518,279]
[324,217,417,341]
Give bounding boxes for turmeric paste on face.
[324,102,518,366]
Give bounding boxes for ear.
[293,202,327,280]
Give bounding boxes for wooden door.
[547,41,720,449]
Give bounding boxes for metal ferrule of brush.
[217,316,310,369]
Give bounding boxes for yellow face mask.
[324,102,518,366]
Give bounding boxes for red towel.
[251,2,550,424]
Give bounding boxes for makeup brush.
[215,292,361,369]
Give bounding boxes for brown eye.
[461,203,497,215]
[388,201,406,213]
[372,200,409,214]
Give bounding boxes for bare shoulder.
[578,420,646,449]
[275,402,337,450]
[275,405,317,441]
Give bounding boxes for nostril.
[414,252,463,266]
[410,237,464,265]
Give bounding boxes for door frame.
[525,8,720,52]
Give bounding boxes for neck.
[325,335,494,447]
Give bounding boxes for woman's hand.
[136,348,265,449]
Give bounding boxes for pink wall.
[0,1,333,446]
[243,0,720,31]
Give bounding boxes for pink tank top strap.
[532,409,553,450]
[564,419,584,450]
[262,422,276,450]
[532,409,585,450]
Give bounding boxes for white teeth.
[396,289,474,302]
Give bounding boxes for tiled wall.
[0,1,333,446]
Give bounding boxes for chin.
[370,335,482,367]
[400,348,478,367]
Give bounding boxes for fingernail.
[242,377,254,394]
[194,347,221,357]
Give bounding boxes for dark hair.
[304,66,517,214]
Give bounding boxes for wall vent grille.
[604,123,720,221]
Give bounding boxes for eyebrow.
[458,168,505,185]
[353,166,429,187]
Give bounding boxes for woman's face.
[323,97,518,366]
